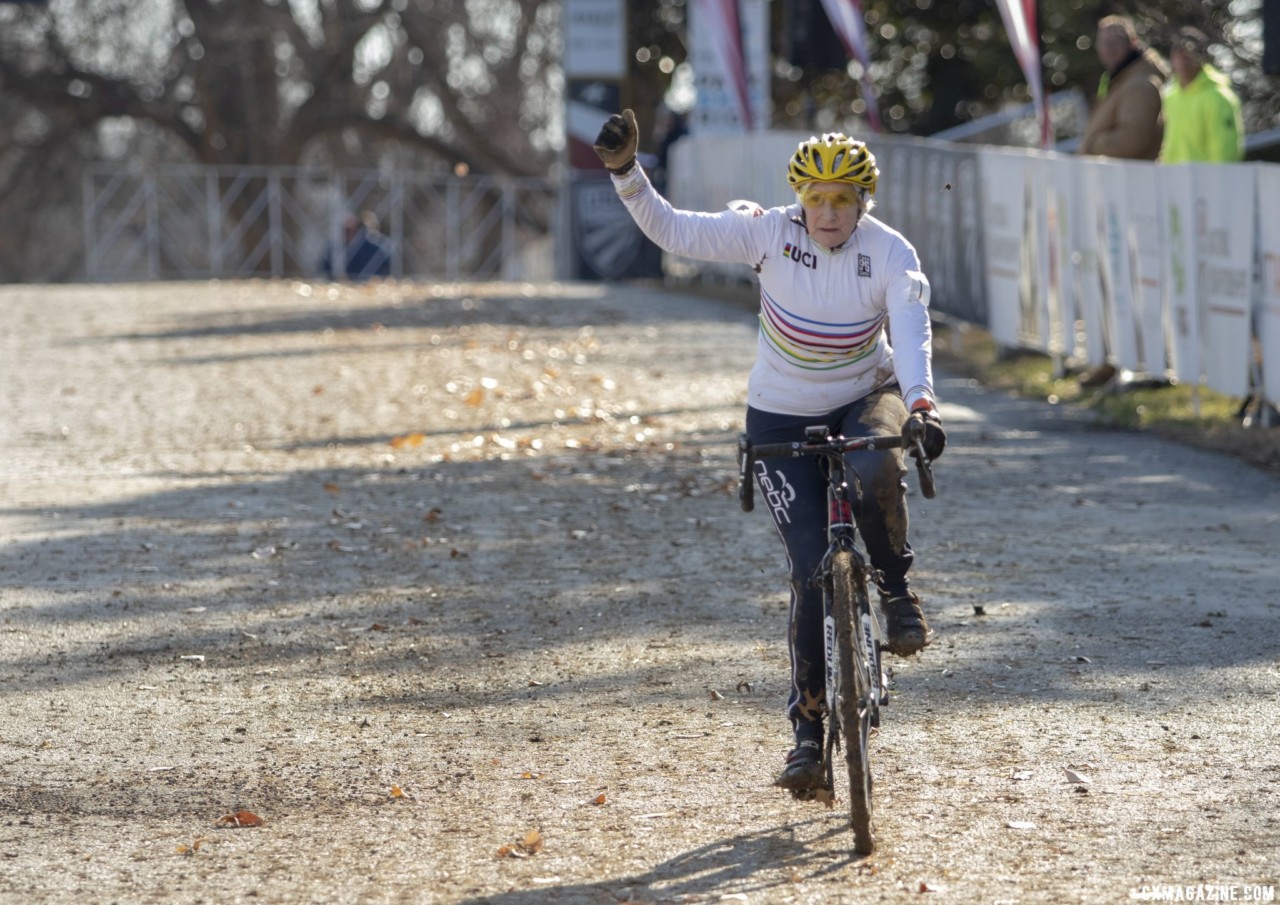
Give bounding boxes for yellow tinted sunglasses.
[798,187,861,210]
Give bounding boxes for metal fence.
[82,164,559,282]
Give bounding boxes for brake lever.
[908,417,937,499]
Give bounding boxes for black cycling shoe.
[883,592,930,656]
[774,739,824,792]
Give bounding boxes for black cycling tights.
[746,387,912,743]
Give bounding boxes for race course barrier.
[669,133,1280,408]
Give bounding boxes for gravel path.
[1,280,1278,904]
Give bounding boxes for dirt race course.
[1,281,1278,905]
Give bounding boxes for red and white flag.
[697,0,754,130]
[817,0,881,131]
[994,0,1051,147]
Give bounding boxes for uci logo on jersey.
[783,242,818,271]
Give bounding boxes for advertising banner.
[1259,166,1280,405]
[563,0,627,78]
[1160,165,1201,384]
[1123,161,1168,376]
[689,0,771,135]
[1045,155,1077,358]
[1021,156,1052,354]
[1093,162,1140,370]
[1071,161,1107,366]
[979,149,1028,347]
[1193,164,1254,399]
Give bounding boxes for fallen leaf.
[590,793,606,806]
[497,828,543,858]
[463,388,485,407]
[735,681,755,694]
[369,623,389,632]
[390,785,405,798]
[1063,767,1092,784]
[390,432,426,450]
[709,689,725,701]
[323,482,341,494]
[216,810,264,828]
[423,507,443,523]
[919,881,947,893]
[1010,769,1033,781]
[175,837,210,855]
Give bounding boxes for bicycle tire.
[832,549,876,854]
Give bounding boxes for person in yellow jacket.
[1161,27,1244,163]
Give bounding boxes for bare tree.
[0,0,562,280]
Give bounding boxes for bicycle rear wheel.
[832,549,876,854]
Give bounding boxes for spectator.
[1078,16,1168,160]
[650,104,689,194]
[1161,26,1244,163]
[321,210,392,281]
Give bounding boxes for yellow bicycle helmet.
[786,133,879,196]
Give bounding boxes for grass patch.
[932,321,1280,474]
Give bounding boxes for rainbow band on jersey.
[758,288,884,371]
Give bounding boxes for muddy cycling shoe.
[774,739,824,793]
[883,592,930,656]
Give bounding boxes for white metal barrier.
[82,164,557,283]
[669,134,1280,406]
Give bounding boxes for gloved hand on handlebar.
[593,109,639,175]
[903,401,946,461]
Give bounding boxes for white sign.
[1193,164,1254,399]
[1124,162,1168,376]
[980,150,1028,347]
[563,0,626,78]
[1045,155,1077,358]
[689,0,770,134]
[1161,165,1200,384]
[1071,161,1107,366]
[1094,162,1141,371]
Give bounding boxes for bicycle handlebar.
[738,428,937,513]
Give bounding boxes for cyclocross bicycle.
[736,417,937,855]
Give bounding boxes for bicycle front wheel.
[832,549,876,854]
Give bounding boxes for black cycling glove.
[903,408,946,461]
[593,109,639,175]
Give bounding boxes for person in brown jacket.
[1078,16,1170,159]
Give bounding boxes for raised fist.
[593,109,639,175]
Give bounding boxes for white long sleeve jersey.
[613,166,935,417]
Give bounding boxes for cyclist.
[594,111,946,794]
